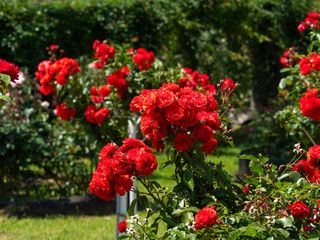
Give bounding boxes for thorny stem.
[302,127,317,146]
[136,175,172,217]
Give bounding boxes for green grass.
[0,214,116,240]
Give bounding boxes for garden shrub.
[0,0,316,106]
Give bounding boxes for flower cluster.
[90,85,111,103]
[279,46,297,68]
[92,40,116,69]
[89,138,158,201]
[55,103,76,120]
[299,88,320,121]
[298,12,320,32]
[178,68,217,95]
[0,59,19,82]
[133,48,155,71]
[107,66,130,99]
[194,205,218,231]
[85,105,110,124]
[298,53,320,76]
[36,57,80,95]
[287,201,310,219]
[292,145,320,183]
[130,82,221,154]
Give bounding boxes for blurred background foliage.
[1,0,320,201]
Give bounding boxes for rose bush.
[276,12,320,146]
[86,12,320,239]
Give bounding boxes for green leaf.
[297,177,308,187]
[0,95,13,104]
[139,195,149,209]
[279,216,293,228]
[245,227,257,237]
[250,164,263,174]
[183,171,194,191]
[279,78,286,89]
[239,155,258,161]
[0,74,11,86]
[276,228,290,238]
[278,173,290,181]
[128,199,137,216]
[289,171,301,183]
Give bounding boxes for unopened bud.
[228,104,233,109]
[217,83,221,88]
[228,137,233,141]
[235,83,240,87]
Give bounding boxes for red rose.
[112,151,132,175]
[307,145,320,168]
[200,137,217,155]
[0,59,19,83]
[174,133,193,152]
[299,89,320,121]
[157,90,175,109]
[195,205,218,229]
[199,74,209,86]
[39,84,56,95]
[117,220,127,233]
[56,103,76,120]
[192,124,214,142]
[243,186,249,194]
[114,175,133,196]
[118,138,152,154]
[164,103,186,124]
[89,170,115,201]
[222,78,235,91]
[99,85,111,100]
[99,143,117,164]
[298,23,306,32]
[184,67,193,74]
[135,152,158,176]
[197,111,220,130]
[299,57,312,75]
[287,201,310,219]
[292,160,316,179]
[203,84,217,95]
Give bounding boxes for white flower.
[41,101,50,110]
[143,218,149,225]
[265,215,276,224]
[186,221,195,230]
[249,206,257,215]
[130,215,140,222]
[127,227,136,234]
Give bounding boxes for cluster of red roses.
[279,46,297,68]
[89,138,158,201]
[194,205,218,231]
[298,12,320,32]
[55,103,76,120]
[287,200,320,231]
[133,48,155,71]
[178,68,217,95]
[130,81,228,155]
[92,40,116,69]
[85,105,110,124]
[299,88,320,121]
[107,66,130,99]
[90,85,111,103]
[292,145,320,183]
[298,53,320,76]
[36,57,80,95]
[0,59,19,82]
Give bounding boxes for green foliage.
[0,0,316,105]
[0,74,96,201]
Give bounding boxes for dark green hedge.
[0,0,317,104]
